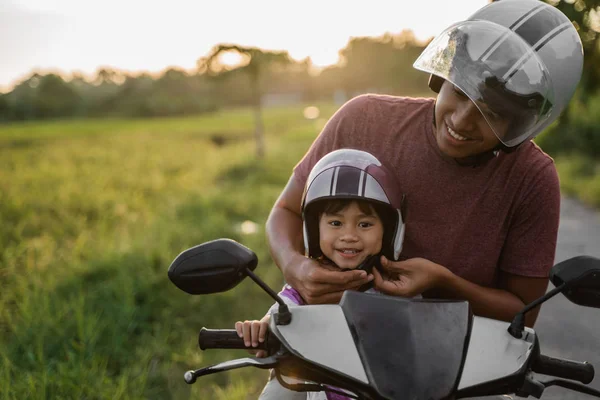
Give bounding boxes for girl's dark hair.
[318,198,379,218]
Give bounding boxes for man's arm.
[437,268,548,327]
[265,175,371,304]
[374,256,548,327]
[264,174,305,275]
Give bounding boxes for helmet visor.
[414,20,554,147]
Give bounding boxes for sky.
[1,0,490,92]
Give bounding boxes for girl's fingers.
[251,320,261,347]
[258,321,268,343]
[241,321,251,347]
[237,320,270,348]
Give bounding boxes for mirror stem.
[245,268,292,325]
[508,281,567,338]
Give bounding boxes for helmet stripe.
[358,170,366,197]
[514,7,565,49]
[502,49,535,82]
[479,4,544,63]
[335,166,361,195]
[480,29,513,63]
[533,21,572,52]
[504,21,572,81]
[509,3,546,34]
[330,166,339,195]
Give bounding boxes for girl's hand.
[235,315,271,358]
[373,256,450,297]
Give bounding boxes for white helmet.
[301,149,405,260]
[413,0,583,147]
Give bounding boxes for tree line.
[1,0,598,157]
[0,30,428,122]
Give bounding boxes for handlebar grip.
[533,354,595,384]
[198,328,267,350]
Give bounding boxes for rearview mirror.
[550,256,600,308]
[168,238,257,295]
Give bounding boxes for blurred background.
[1,0,599,399]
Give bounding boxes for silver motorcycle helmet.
[301,149,405,261]
[413,0,583,147]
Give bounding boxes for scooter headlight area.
[168,239,600,399]
[271,293,471,400]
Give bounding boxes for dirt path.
[533,196,600,399]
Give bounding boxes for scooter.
[168,238,600,399]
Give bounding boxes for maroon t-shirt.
[294,94,560,288]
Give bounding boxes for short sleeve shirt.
[294,94,560,288]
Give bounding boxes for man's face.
[434,81,506,159]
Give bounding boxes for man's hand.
[373,256,450,297]
[284,254,373,304]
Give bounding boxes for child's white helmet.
[301,149,405,260]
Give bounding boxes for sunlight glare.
[240,220,259,235]
[300,50,340,68]
[3,0,491,89]
[218,51,246,68]
[303,106,320,120]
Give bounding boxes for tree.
[533,0,600,156]
[0,94,10,122]
[34,74,81,118]
[7,73,42,120]
[198,45,291,158]
[546,0,600,98]
[337,31,428,96]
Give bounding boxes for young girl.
[236,149,406,399]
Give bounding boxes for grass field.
[1,101,598,400]
[0,102,338,399]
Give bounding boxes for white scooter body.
[169,240,600,400]
[270,291,536,400]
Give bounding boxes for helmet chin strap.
[429,74,444,93]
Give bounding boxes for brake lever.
[540,379,600,398]
[184,353,283,384]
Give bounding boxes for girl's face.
[434,81,506,160]
[318,201,384,270]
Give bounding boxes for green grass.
[0,103,336,141]
[0,103,337,399]
[554,154,600,208]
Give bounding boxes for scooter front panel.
[273,304,369,384]
[458,317,535,390]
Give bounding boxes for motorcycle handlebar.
[198,328,269,351]
[197,329,596,386]
[533,354,595,384]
